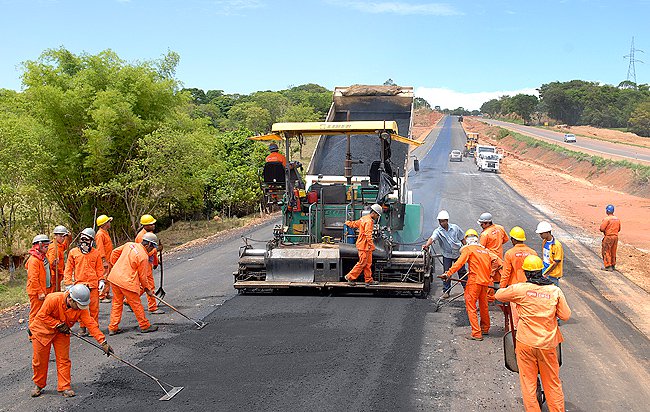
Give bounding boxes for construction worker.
[265,142,287,166]
[500,226,538,329]
[495,255,571,412]
[477,212,509,302]
[95,215,114,302]
[422,210,466,298]
[46,225,70,293]
[344,204,382,285]
[135,214,164,314]
[29,284,113,398]
[600,204,621,271]
[107,232,160,335]
[26,234,52,338]
[443,229,502,341]
[63,228,104,336]
[536,221,564,286]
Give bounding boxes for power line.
[624,36,644,86]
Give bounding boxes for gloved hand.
[101,341,114,357]
[145,289,155,297]
[55,323,71,334]
[98,280,106,293]
[440,272,450,281]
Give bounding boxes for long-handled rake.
[155,250,166,299]
[71,331,184,401]
[153,295,207,330]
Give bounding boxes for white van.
[564,133,576,143]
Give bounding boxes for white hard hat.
[142,232,159,247]
[69,284,91,308]
[535,221,553,234]
[477,212,493,224]
[436,210,450,220]
[80,227,96,240]
[53,225,70,235]
[370,204,383,215]
[32,234,51,244]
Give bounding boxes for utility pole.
[624,37,644,87]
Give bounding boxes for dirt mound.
[341,85,403,96]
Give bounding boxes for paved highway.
[1,116,648,411]
[481,118,650,164]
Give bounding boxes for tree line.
[480,80,650,136]
[0,48,331,259]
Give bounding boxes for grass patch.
[0,269,28,310]
[157,215,267,248]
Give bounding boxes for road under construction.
[1,115,649,411]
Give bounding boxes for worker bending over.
[30,285,113,398]
[46,225,70,293]
[26,235,52,339]
[107,233,160,335]
[599,204,621,271]
[495,255,571,412]
[443,229,502,341]
[500,227,537,329]
[344,204,382,285]
[536,221,564,286]
[422,210,466,298]
[477,212,509,302]
[95,215,114,301]
[135,214,164,314]
[63,228,105,336]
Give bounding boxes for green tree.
[277,105,320,122]
[628,100,650,137]
[480,99,502,116]
[509,94,539,124]
[226,102,272,133]
[250,91,290,122]
[414,97,431,110]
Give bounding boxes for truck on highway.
[464,132,479,157]
[474,144,502,173]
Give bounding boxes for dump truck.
[464,132,479,157]
[234,85,434,297]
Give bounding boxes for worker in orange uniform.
[536,221,564,287]
[344,204,382,285]
[500,226,537,329]
[30,284,113,398]
[63,228,105,336]
[107,232,160,335]
[495,255,571,412]
[135,214,164,314]
[443,229,503,341]
[477,212,509,303]
[600,204,621,271]
[46,225,70,293]
[26,234,52,339]
[95,215,114,302]
[265,143,287,166]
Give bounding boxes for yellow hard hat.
[509,226,526,241]
[522,255,543,271]
[96,215,113,227]
[140,214,157,225]
[464,228,479,238]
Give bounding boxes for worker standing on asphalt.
[344,204,382,285]
[495,255,571,412]
[107,233,159,335]
[443,229,503,341]
[29,284,113,398]
[477,213,509,302]
[500,227,538,328]
[536,222,564,286]
[26,234,52,339]
[422,210,466,298]
[600,204,621,271]
[135,214,164,314]
[46,225,70,293]
[265,143,287,166]
[63,228,105,336]
[95,215,114,302]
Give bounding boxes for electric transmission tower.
[624,36,643,86]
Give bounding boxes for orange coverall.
[135,228,159,311]
[265,151,287,167]
[30,292,106,391]
[63,247,104,328]
[447,244,502,339]
[95,227,114,299]
[46,237,69,293]
[599,214,621,268]
[501,244,538,328]
[495,282,571,412]
[480,223,509,302]
[25,249,50,327]
[344,214,376,283]
[108,242,153,332]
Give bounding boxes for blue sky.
[1,0,648,109]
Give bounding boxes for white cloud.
[326,1,462,16]
[416,86,539,111]
[212,0,264,15]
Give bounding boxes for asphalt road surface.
[481,118,650,164]
[1,116,649,411]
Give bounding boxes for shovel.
[71,330,184,401]
[155,250,166,299]
[153,295,207,330]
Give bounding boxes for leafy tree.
[384,79,396,86]
[183,87,209,104]
[277,105,320,122]
[226,102,272,133]
[480,99,501,116]
[250,91,290,122]
[414,97,431,110]
[509,94,538,124]
[628,100,650,137]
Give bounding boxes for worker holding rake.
[135,214,164,314]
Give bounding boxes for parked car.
[564,133,576,143]
[449,150,463,162]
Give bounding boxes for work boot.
[365,280,379,286]
[149,309,165,315]
[108,328,122,336]
[611,265,616,271]
[31,385,43,397]
[79,327,89,337]
[465,335,483,341]
[139,325,159,333]
[344,275,356,284]
[59,389,75,397]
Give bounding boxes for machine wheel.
[419,276,431,299]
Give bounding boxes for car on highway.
[449,150,463,162]
[564,133,576,143]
